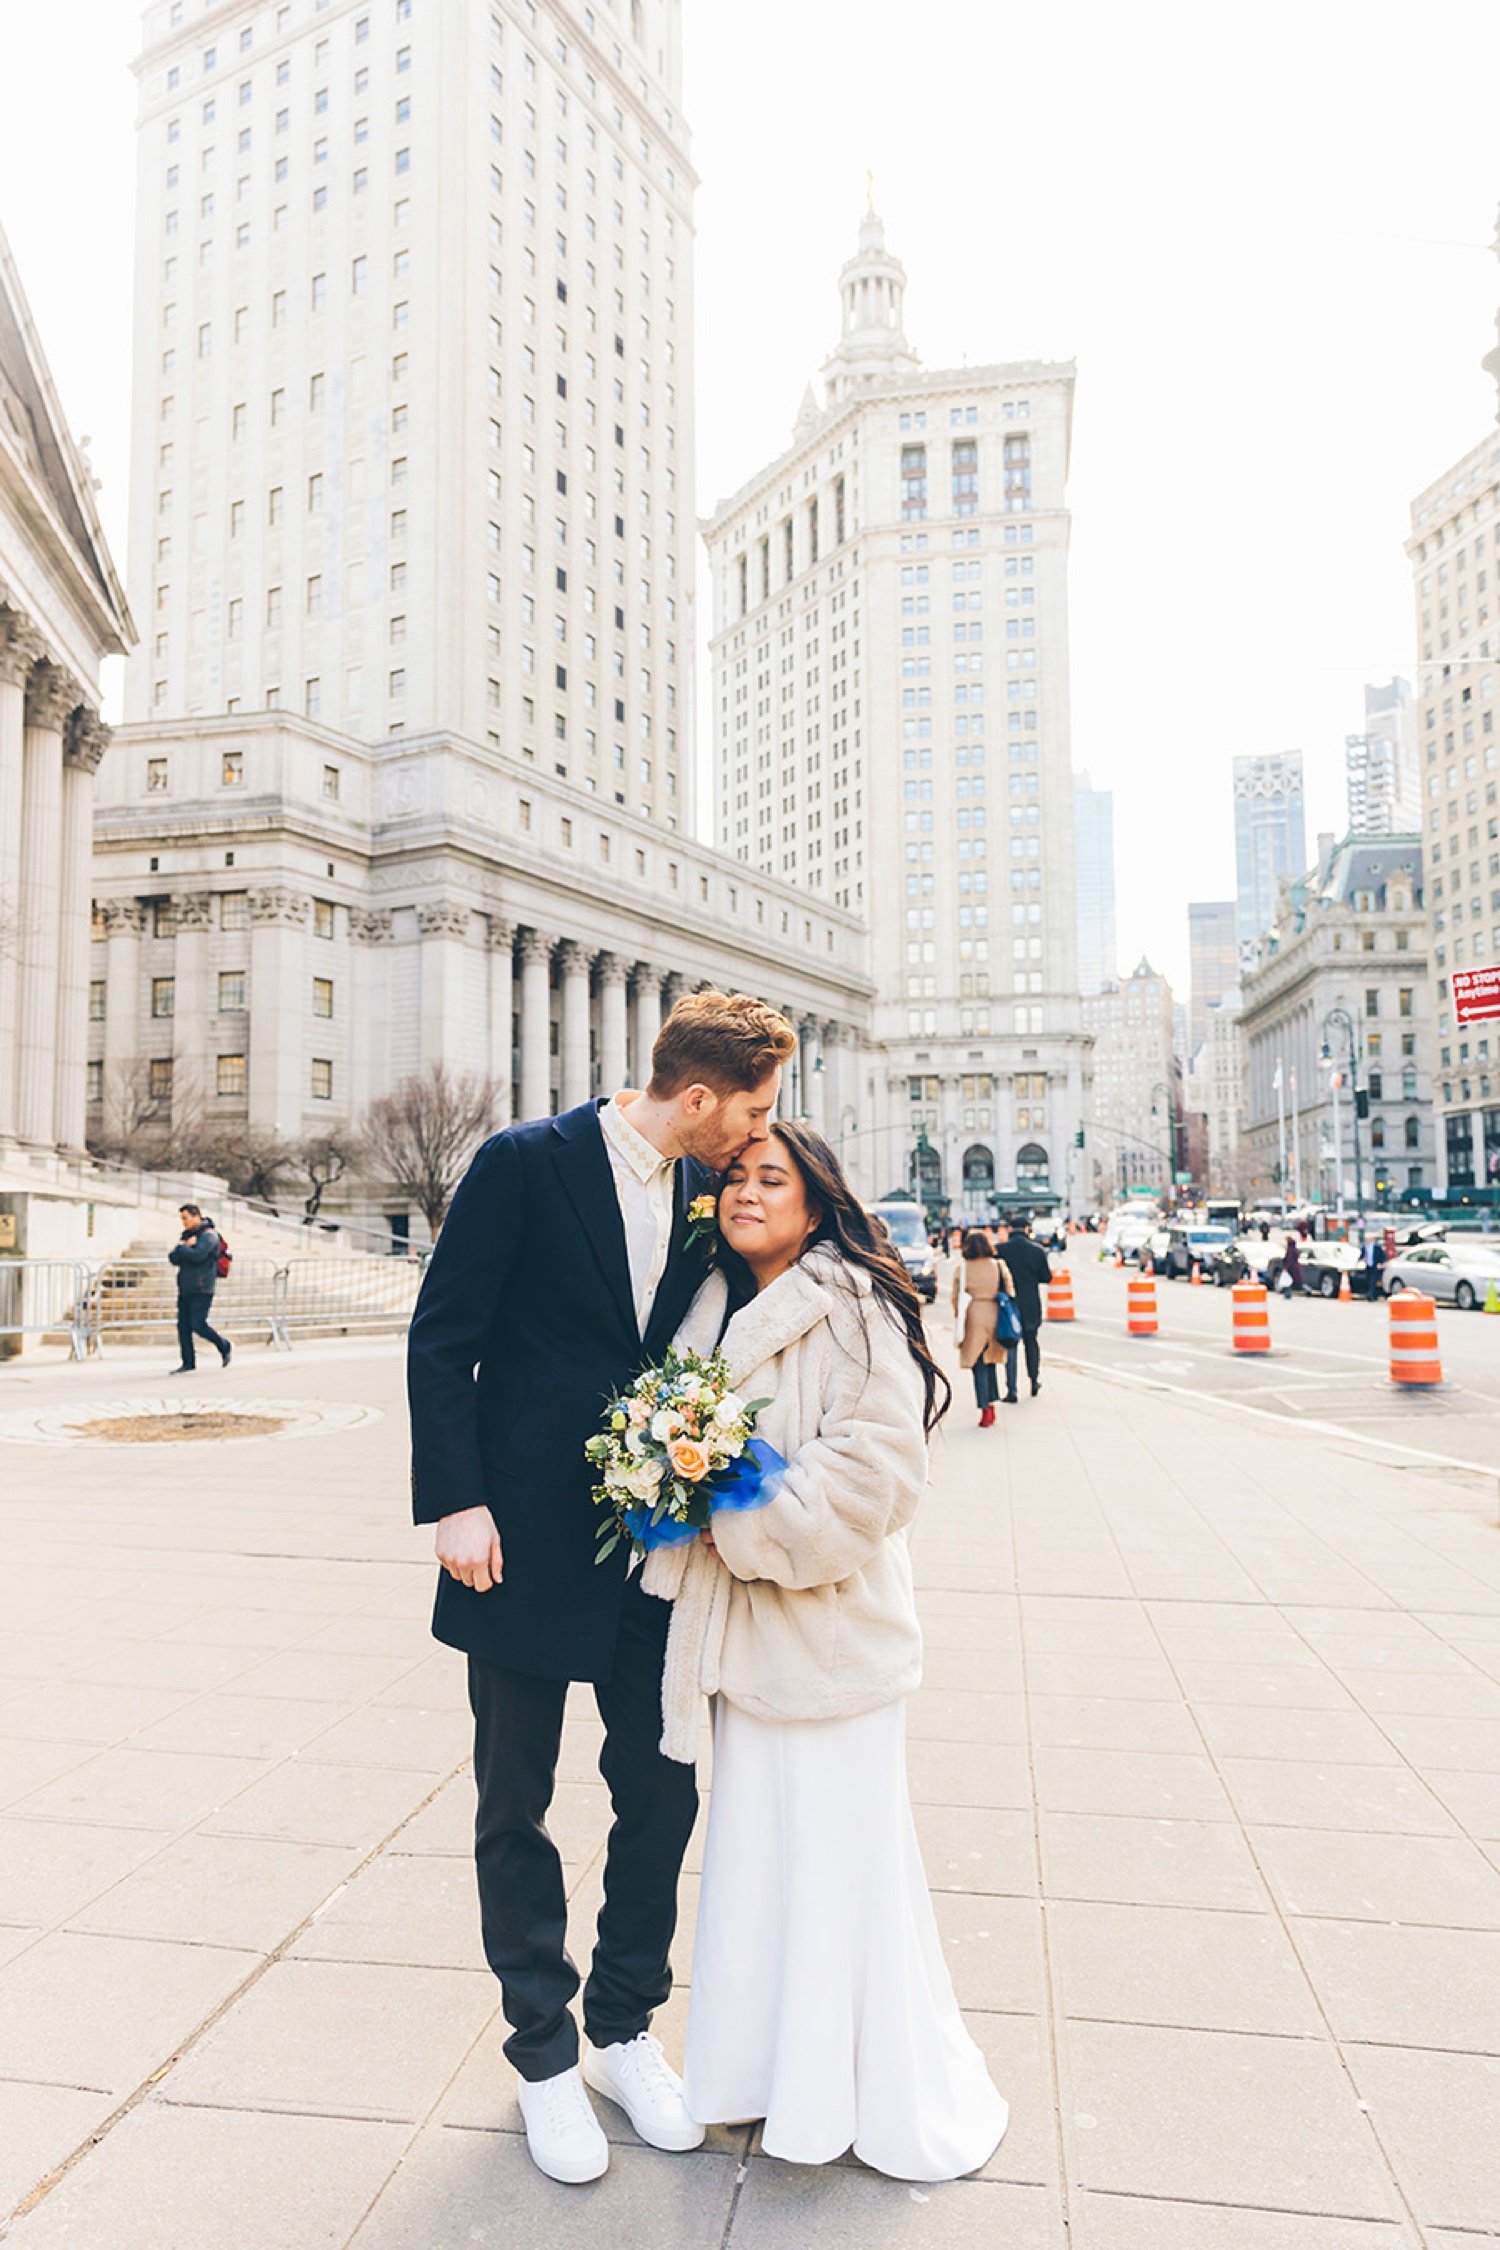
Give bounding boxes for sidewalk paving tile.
[727,2165,1052,2248]
[1028,1693,1204,1756]
[1249,1823,1500,1928]
[1038,1811,1266,1912]
[1191,1703,1404,1766]
[349,2126,741,2248]
[1289,1916,1500,2053]
[1169,1659,1358,1709]
[131,1692,350,1763]
[1215,1757,1460,1836]
[160,1957,496,2120]
[933,1893,1043,2015]
[0,1816,162,1925]
[7,1744,273,1833]
[962,2009,1056,2188]
[914,1804,1037,1897]
[0,1680,195,1745]
[1060,2018,1401,2217]
[199,1757,445,1849]
[1032,1746,1234,1823]
[1048,1898,1325,2037]
[906,1737,1032,1810]
[290,1849,479,1969]
[0,1737,101,1810]
[0,1929,257,2093]
[5,2100,410,2250]
[1344,2042,1500,2236]
[1076,2194,1409,2248]
[905,1689,1025,1743]
[67,1832,353,1951]
[0,2082,117,2216]
[227,1647,426,1703]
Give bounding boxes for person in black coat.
[168,1204,230,1373]
[1002,1215,1053,1400]
[406,989,797,2184]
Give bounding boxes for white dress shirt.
[599,1093,677,1331]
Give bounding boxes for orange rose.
[667,1437,711,1482]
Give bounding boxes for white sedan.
[1384,1239,1500,1311]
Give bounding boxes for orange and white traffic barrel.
[1046,1268,1076,1322]
[1231,1280,1271,1354]
[1127,1270,1158,1336]
[1389,1290,1442,1386]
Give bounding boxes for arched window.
[1016,1142,1049,1190]
[962,1143,994,1201]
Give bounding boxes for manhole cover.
[0,1396,382,1447]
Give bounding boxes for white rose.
[679,1375,704,1401]
[628,1462,664,1501]
[650,1409,683,1443]
[711,1393,744,1427]
[625,1428,647,1458]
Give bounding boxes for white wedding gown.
[682,1694,1008,2180]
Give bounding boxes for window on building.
[313,898,335,939]
[900,444,927,522]
[220,891,248,930]
[216,1053,247,1097]
[952,438,979,516]
[147,757,169,792]
[149,1058,174,1103]
[151,977,176,1019]
[86,1060,103,1106]
[218,970,246,1012]
[88,980,106,1022]
[310,1057,333,1100]
[221,750,243,787]
[322,764,340,801]
[312,976,334,1018]
[1364,987,1380,1018]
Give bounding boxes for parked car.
[1160,1225,1233,1279]
[867,1200,937,1301]
[1383,1239,1500,1311]
[1211,1233,1276,1287]
[1295,1241,1374,1299]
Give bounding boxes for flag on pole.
[1272,1063,1283,1092]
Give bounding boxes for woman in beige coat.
[951,1227,1015,1427]
[642,1123,1007,2182]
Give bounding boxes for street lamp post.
[1321,1006,1365,1224]
[1149,1080,1176,1206]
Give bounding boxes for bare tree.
[89,1058,170,1165]
[293,1129,357,1222]
[359,1064,498,1237]
[186,1123,296,1209]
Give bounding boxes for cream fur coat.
[641,1242,929,1762]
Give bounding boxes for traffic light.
[1355,1089,1369,1120]
[1074,1128,1085,1148]
[915,1131,932,1156]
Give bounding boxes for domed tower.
[820,194,920,402]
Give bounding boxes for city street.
[0,1306,1499,2246]
[1057,1250,1500,1482]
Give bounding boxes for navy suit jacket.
[406,1099,716,1681]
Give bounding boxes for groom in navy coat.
[407,988,796,2183]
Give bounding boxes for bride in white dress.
[642,1123,1006,2182]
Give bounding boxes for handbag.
[994,1294,1023,1345]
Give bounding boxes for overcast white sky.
[3,1,1497,989]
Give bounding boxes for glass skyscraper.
[1233,753,1307,949]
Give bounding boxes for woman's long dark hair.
[716,1122,951,1436]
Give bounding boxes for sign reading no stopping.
[1453,966,1500,1026]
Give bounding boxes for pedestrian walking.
[1280,1233,1304,1294]
[1362,1232,1387,1301]
[168,1203,231,1374]
[1002,1215,1053,1398]
[950,1228,1013,1427]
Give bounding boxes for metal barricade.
[0,1261,94,1360]
[86,1257,288,1355]
[274,1256,425,1340]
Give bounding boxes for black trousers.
[176,1295,229,1369]
[970,1359,999,1408]
[467,1571,700,2082]
[1003,1326,1042,1398]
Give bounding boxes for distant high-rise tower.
[703,203,1087,1216]
[1074,772,1116,997]
[1233,752,1307,948]
[1187,899,1236,1056]
[1345,678,1419,835]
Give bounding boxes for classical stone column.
[0,615,43,1142]
[348,908,394,1121]
[168,889,215,1144]
[800,1019,826,1129]
[101,901,147,1124]
[516,928,552,1121]
[15,662,77,1145]
[557,940,593,1111]
[487,917,515,1128]
[247,886,310,1139]
[630,963,662,1089]
[819,1020,842,1143]
[54,711,110,1150]
[662,971,689,1017]
[598,952,630,1094]
[416,902,473,1073]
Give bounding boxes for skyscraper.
[1346,678,1419,835]
[1233,751,1307,949]
[703,205,1087,1216]
[1405,208,1500,1196]
[1187,898,1236,1056]
[1074,772,1116,997]
[87,0,873,1189]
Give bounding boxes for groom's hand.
[435,1506,504,1593]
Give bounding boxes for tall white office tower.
[1074,771,1116,998]
[124,0,693,814]
[1346,678,1419,836]
[703,207,1086,1219]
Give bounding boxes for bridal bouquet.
[586,1346,781,1563]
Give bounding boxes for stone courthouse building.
[0,224,133,1162]
[91,0,873,1218]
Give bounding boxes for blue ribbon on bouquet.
[622,1438,787,1552]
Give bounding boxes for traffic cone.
[1485,1281,1500,1316]
[1141,1253,1153,1276]
[1338,1271,1352,1302]
[1190,1262,1203,1286]
[1114,1246,1124,1269]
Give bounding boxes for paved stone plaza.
[1,1323,1499,2247]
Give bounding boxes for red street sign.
[1453,966,1500,1026]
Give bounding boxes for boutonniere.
[686,1193,718,1248]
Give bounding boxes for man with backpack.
[169,1203,232,1373]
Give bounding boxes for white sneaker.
[583,2032,706,2152]
[515,2064,609,2184]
